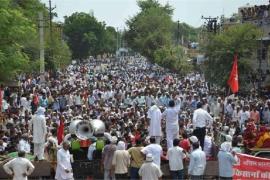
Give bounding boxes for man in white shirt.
[3,151,35,180]
[240,106,250,129]
[188,142,206,179]
[192,102,213,150]
[147,103,162,144]
[141,137,163,167]
[218,143,238,179]
[162,100,181,149]
[55,141,74,180]
[18,134,31,154]
[139,153,162,180]
[29,107,47,160]
[167,139,186,180]
[213,97,223,118]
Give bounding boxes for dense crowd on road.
[0,56,270,179]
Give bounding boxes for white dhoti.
[147,105,162,144]
[34,143,45,160]
[29,107,47,161]
[166,126,179,149]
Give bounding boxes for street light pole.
[116,27,118,59]
[177,20,180,46]
[39,12,45,84]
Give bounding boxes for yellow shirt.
[128,146,144,168]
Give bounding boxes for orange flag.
[57,117,64,145]
[227,54,239,93]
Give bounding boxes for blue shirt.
[218,150,237,177]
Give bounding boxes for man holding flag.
[227,54,239,94]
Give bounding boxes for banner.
[233,153,270,179]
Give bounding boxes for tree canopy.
[125,0,196,75]
[125,0,173,61]
[0,0,72,81]
[202,23,262,90]
[0,0,35,81]
[63,12,117,59]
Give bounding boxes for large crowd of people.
[0,56,270,179]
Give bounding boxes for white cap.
[225,135,232,142]
[146,153,153,162]
[189,136,198,143]
[111,136,118,144]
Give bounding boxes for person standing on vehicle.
[162,100,181,149]
[192,102,213,150]
[147,103,162,144]
[29,107,47,160]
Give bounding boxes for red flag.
[227,54,239,93]
[57,118,64,145]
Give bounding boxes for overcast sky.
[40,0,269,29]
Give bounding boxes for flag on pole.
[57,117,64,145]
[227,54,239,93]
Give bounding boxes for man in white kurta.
[162,100,181,149]
[3,151,35,180]
[18,134,31,154]
[139,153,162,180]
[55,141,74,180]
[29,107,47,160]
[147,104,162,144]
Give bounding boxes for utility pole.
[201,16,219,33]
[39,12,45,85]
[47,0,56,42]
[177,20,180,46]
[116,28,118,59]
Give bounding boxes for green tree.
[63,12,108,59]
[154,45,192,75]
[202,23,262,90]
[125,0,174,61]
[104,26,117,54]
[0,0,36,81]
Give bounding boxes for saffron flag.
[57,118,64,145]
[227,54,239,93]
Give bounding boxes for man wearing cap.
[139,153,162,180]
[218,142,238,180]
[29,107,47,160]
[102,136,117,180]
[3,150,35,180]
[55,141,74,180]
[192,102,213,150]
